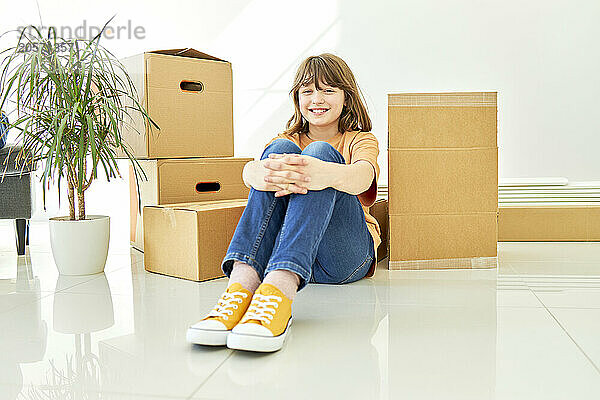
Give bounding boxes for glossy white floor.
[2,221,600,399]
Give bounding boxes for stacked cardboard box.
[128,157,251,251]
[388,92,498,270]
[120,49,234,159]
[370,196,389,261]
[143,200,248,281]
[121,49,252,281]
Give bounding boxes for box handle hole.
[196,181,221,193]
[180,81,204,92]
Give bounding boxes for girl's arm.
[265,154,374,197]
[329,160,375,196]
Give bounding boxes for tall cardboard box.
[119,48,234,159]
[143,200,247,282]
[130,157,252,251]
[388,92,498,269]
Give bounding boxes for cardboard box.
[499,205,600,241]
[388,92,498,269]
[130,157,252,251]
[370,197,389,261]
[388,94,497,149]
[389,213,498,265]
[388,148,497,214]
[143,200,247,282]
[119,48,234,159]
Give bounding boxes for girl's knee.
[261,139,301,159]
[301,141,345,163]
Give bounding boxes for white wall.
[1,0,599,219]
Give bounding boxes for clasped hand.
[262,153,331,197]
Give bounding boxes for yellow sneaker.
[227,283,293,352]
[186,283,252,346]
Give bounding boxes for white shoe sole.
[186,327,229,346]
[226,317,292,352]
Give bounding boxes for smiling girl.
[187,54,380,352]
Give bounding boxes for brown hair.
[284,53,371,135]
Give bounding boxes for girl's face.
[298,81,345,131]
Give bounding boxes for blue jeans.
[221,139,375,292]
[0,112,8,149]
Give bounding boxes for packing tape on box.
[163,208,177,228]
[389,256,497,270]
[388,92,497,107]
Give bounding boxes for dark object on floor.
[0,145,34,255]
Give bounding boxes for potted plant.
[0,20,157,275]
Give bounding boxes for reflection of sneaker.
[186,283,252,346]
[227,283,293,352]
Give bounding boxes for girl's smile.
[309,107,329,116]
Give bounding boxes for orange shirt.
[264,130,381,265]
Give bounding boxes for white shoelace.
[240,293,282,325]
[206,291,248,321]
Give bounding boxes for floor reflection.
[97,266,231,398]
[0,255,47,399]
[36,274,114,399]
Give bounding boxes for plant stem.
[68,177,75,220]
[77,189,85,220]
[77,157,87,220]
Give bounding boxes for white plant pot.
[49,215,110,275]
